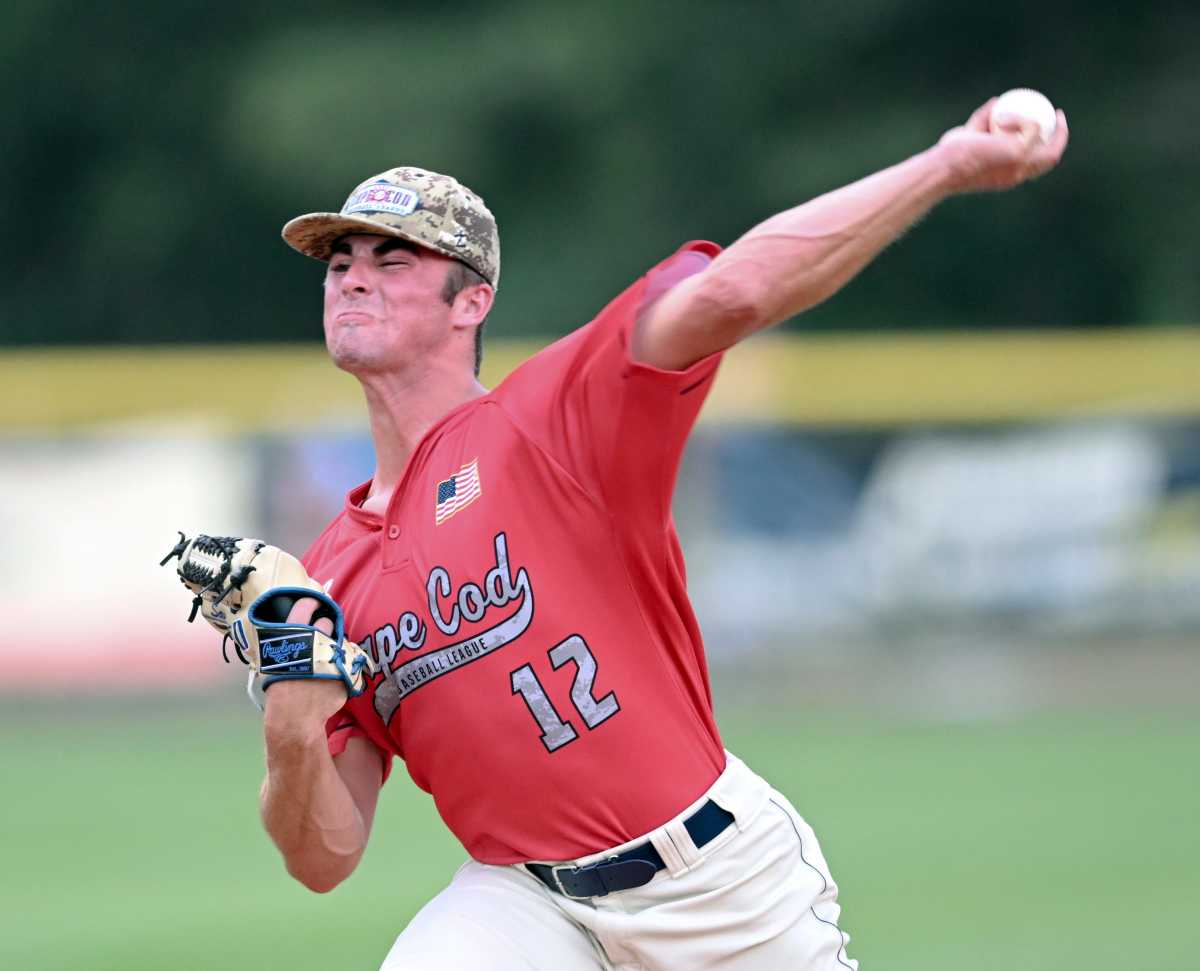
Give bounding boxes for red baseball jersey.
[304,241,728,864]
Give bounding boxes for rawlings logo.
[261,638,310,664]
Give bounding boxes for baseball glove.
[160,532,373,710]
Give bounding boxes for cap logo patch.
[343,181,420,217]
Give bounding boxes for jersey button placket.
[381,521,406,572]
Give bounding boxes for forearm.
[259,718,367,893]
[635,99,1066,370]
[711,143,956,333]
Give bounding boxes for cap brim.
[281,212,433,262]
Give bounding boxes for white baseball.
[989,88,1057,143]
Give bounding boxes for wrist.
[263,688,334,751]
[924,138,972,198]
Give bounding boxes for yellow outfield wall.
[1,328,1198,432]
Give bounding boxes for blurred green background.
[3,0,1197,348]
[3,1,1198,969]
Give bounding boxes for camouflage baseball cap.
[281,166,500,288]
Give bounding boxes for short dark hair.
[441,261,490,376]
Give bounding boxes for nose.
[340,259,373,297]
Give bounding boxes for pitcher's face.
[323,234,459,375]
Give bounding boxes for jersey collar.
[344,480,382,529]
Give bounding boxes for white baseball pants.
[380,752,858,970]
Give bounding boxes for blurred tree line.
[2,0,1196,346]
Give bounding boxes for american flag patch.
[435,458,482,525]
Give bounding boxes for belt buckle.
[549,863,580,898]
[552,854,618,899]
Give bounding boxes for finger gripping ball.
[990,88,1057,143]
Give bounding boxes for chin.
[327,335,400,375]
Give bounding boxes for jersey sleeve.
[494,240,723,525]
[325,703,395,785]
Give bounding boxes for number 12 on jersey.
[510,635,620,752]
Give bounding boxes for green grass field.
[2,695,1196,970]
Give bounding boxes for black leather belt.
[526,799,735,899]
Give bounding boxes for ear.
[450,282,495,331]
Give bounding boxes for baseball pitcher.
[166,96,1067,968]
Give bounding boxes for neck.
[357,359,487,509]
